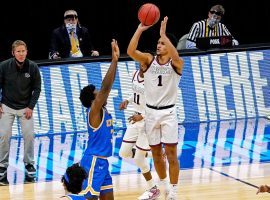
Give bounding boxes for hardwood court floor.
[1,162,269,200]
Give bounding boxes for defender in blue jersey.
[79,39,119,200]
[61,163,87,200]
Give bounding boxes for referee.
[186,4,239,49]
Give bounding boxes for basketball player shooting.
[127,16,184,200]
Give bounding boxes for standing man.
[79,39,119,200]
[49,9,99,59]
[0,40,41,185]
[127,17,184,200]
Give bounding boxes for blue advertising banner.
[5,49,270,184]
[9,49,270,136]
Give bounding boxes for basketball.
[138,3,160,26]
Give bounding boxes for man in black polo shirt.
[0,40,41,185]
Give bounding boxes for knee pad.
[134,150,150,174]
[119,143,134,158]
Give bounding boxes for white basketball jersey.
[144,56,181,107]
[129,70,145,114]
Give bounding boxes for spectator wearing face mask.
[186,5,239,49]
[49,9,99,59]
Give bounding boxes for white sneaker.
[165,188,170,198]
[138,185,160,200]
[165,186,177,200]
[161,181,170,199]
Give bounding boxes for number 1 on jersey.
[158,75,163,86]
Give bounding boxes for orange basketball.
[138,3,160,26]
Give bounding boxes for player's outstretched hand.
[111,39,120,62]
[138,23,152,32]
[160,16,168,37]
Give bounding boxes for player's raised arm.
[127,23,153,67]
[160,16,184,74]
[90,39,120,127]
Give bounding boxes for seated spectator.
[186,4,239,49]
[176,33,189,50]
[49,9,99,59]
[61,163,87,200]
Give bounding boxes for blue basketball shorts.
[79,155,113,198]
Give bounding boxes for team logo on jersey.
[132,84,144,94]
[150,66,173,74]
[25,73,30,78]
[106,119,112,127]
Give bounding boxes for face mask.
[66,23,76,31]
[208,16,220,27]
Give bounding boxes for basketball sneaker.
[0,176,9,186]
[165,185,177,200]
[25,164,36,177]
[0,167,9,186]
[0,167,7,177]
[165,188,170,198]
[138,185,160,200]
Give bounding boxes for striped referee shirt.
[187,19,233,43]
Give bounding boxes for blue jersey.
[62,194,86,200]
[84,107,113,157]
